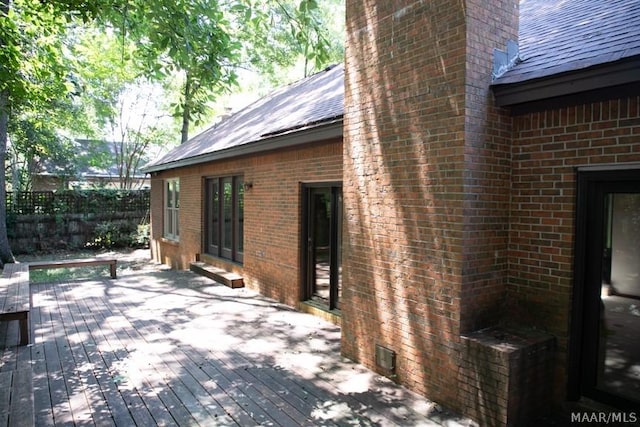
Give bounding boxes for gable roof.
[146,1,639,173]
[143,64,344,173]
[37,139,147,180]
[493,0,640,107]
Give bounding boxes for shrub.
[131,224,150,248]
[90,221,150,249]
[91,222,130,248]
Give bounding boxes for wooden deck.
[0,258,474,426]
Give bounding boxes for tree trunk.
[0,0,16,266]
[180,73,191,144]
[0,94,16,267]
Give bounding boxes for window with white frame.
[164,179,180,240]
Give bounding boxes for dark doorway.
[302,184,342,311]
[571,168,640,409]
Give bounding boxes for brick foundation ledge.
[460,326,556,427]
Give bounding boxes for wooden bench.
[0,264,35,426]
[28,257,117,279]
[0,263,31,346]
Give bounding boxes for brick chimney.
[342,0,519,419]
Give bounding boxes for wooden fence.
[6,190,150,254]
[6,190,149,215]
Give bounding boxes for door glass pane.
[166,182,173,208]
[174,208,179,236]
[166,209,172,235]
[174,180,180,208]
[209,180,219,253]
[598,192,640,402]
[312,188,331,302]
[223,178,233,251]
[336,190,343,309]
[236,178,244,256]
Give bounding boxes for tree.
[0,0,12,265]
[0,0,73,264]
[0,0,109,264]
[72,28,175,188]
[235,0,344,81]
[7,116,78,192]
[106,0,240,144]
[105,0,343,144]
[0,0,343,264]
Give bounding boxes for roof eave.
[492,55,640,108]
[142,118,343,174]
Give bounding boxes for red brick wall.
[461,0,517,333]
[344,0,517,412]
[149,138,342,307]
[344,0,465,406]
[508,96,640,404]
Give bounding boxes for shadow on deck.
[0,253,475,426]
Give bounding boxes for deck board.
[69,284,155,427]
[115,295,282,426]
[92,296,240,426]
[52,281,112,426]
[81,280,228,427]
[0,259,474,427]
[0,371,12,424]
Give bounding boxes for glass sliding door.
[302,184,342,311]
[598,191,640,403]
[572,169,640,409]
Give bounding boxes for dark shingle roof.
[496,0,640,84]
[147,1,639,172]
[144,64,343,172]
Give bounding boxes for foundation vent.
[375,344,396,372]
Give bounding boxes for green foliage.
[8,116,78,191]
[103,0,241,142]
[2,0,344,147]
[1,1,99,192]
[90,221,149,249]
[0,0,344,261]
[91,222,124,248]
[70,29,179,187]
[133,223,150,247]
[232,0,344,83]
[71,28,137,129]
[1,0,71,109]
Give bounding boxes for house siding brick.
[146,2,640,423]
[508,96,640,406]
[461,0,517,333]
[149,138,342,307]
[344,0,517,415]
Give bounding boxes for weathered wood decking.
[0,257,474,426]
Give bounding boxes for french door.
[205,176,244,263]
[571,168,640,409]
[302,184,342,311]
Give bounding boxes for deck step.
[190,262,244,288]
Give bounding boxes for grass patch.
[29,266,113,283]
